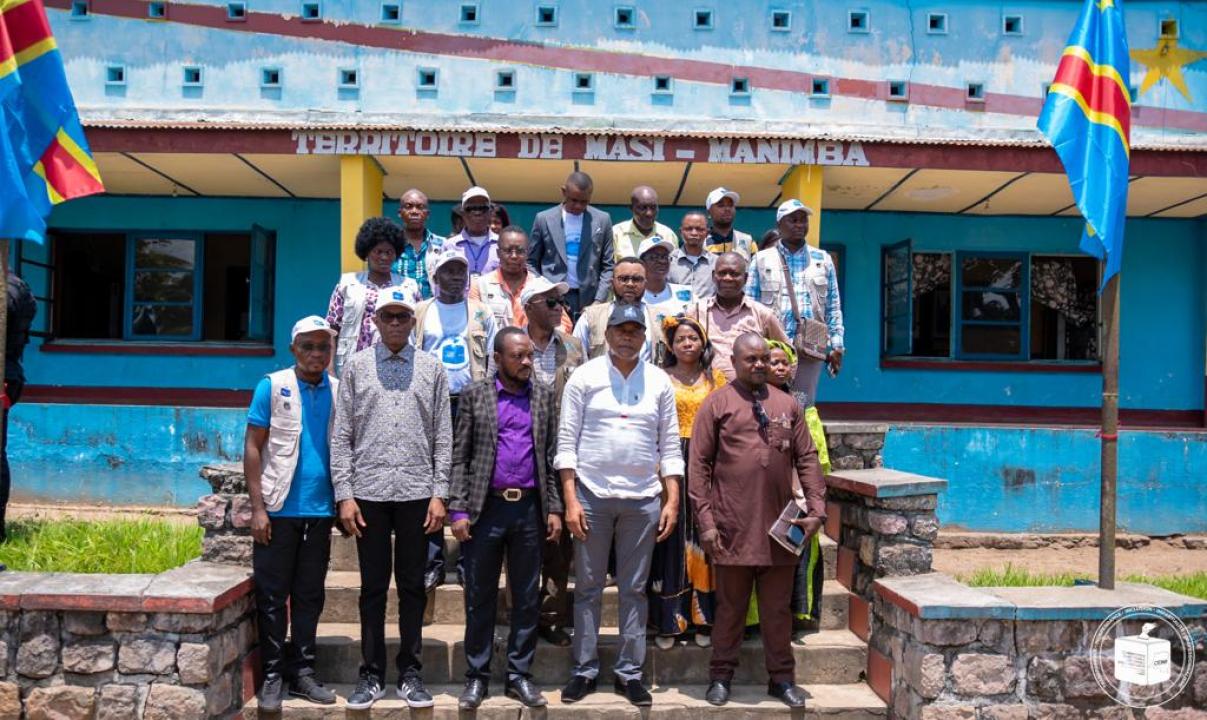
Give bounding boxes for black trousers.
[252,516,333,679]
[426,396,463,582]
[462,494,543,682]
[0,379,23,538]
[540,531,573,630]
[357,498,429,683]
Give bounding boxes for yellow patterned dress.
[648,368,726,637]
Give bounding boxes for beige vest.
[333,271,403,376]
[259,368,339,512]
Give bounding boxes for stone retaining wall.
[197,465,253,567]
[825,422,889,471]
[870,574,1207,719]
[0,563,253,719]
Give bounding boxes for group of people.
[244,171,846,712]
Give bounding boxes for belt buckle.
[502,488,522,502]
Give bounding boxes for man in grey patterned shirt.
[331,285,452,711]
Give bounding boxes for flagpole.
[1098,271,1120,590]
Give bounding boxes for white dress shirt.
[554,354,684,499]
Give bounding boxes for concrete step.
[313,623,867,686]
[328,530,837,581]
[319,571,850,630]
[242,682,887,719]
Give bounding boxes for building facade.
[9,0,1206,527]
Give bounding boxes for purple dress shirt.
[451,379,537,524]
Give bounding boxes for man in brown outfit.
[688,333,826,708]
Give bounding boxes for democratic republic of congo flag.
[0,0,104,243]
[1038,0,1131,287]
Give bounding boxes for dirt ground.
[934,543,1207,578]
[7,502,196,526]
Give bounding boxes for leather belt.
[489,488,537,502]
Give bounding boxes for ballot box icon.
[1113,623,1171,686]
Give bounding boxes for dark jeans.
[252,516,333,679]
[0,379,23,539]
[426,395,463,582]
[462,494,543,682]
[356,498,429,683]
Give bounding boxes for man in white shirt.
[555,303,683,707]
[640,236,694,323]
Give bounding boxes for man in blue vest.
[244,316,340,712]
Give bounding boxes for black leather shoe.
[505,677,547,707]
[705,679,730,706]
[258,673,284,712]
[613,676,652,706]
[538,625,572,647]
[768,680,808,708]
[458,679,488,710]
[560,675,596,704]
[423,569,444,593]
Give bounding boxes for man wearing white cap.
[639,236,694,326]
[332,287,451,710]
[703,187,754,260]
[612,185,679,263]
[246,316,341,711]
[746,200,845,408]
[448,186,500,281]
[415,248,498,590]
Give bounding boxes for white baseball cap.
[776,198,814,222]
[460,186,491,205]
[375,285,421,313]
[706,187,740,209]
[432,248,470,273]
[520,276,570,307]
[637,235,676,258]
[291,315,337,342]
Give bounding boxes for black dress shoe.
[423,569,445,593]
[458,679,488,710]
[613,676,652,706]
[768,680,808,708]
[705,679,730,706]
[538,625,572,646]
[560,675,596,703]
[505,677,547,707]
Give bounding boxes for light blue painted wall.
[26,197,1205,412]
[50,1,1207,142]
[883,425,1207,534]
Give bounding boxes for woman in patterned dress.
[649,315,726,649]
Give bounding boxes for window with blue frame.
[881,245,1099,362]
[50,229,275,343]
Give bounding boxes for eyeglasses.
[377,310,413,324]
[616,274,644,285]
[462,204,491,214]
[297,342,332,353]
[752,398,770,434]
[499,247,527,257]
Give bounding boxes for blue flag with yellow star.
[1037,0,1131,287]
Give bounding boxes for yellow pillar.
[780,165,824,247]
[339,156,385,273]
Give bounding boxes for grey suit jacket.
[527,204,614,305]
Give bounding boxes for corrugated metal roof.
[78,114,1206,153]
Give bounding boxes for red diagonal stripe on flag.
[1052,53,1132,140]
[39,136,104,201]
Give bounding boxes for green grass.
[960,564,1207,601]
[0,519,202,574]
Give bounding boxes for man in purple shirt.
[448,327,564,710]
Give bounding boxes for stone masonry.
[198,464,254,567]
[825,422,890,472]
[871,574,1207,720]
[0,563,254,719]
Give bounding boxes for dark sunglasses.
[462,204,491,214]
[297,342,332,353]
[377,310,413,324]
